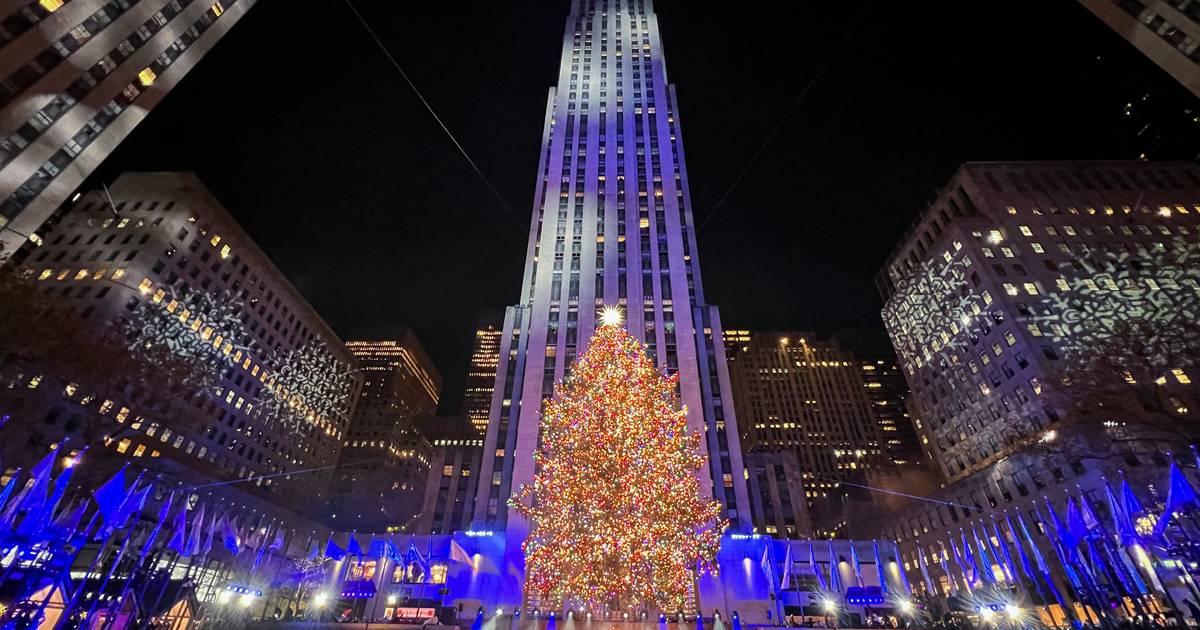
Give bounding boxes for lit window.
[212,1,224,16]
[443,465,454,477]
[138,277,152,294]
[1003,283,1018,296]
[1023,283,1038,295]
[1173,369,1192,385]
[39,0,63,11]
[37,269,52,280]
[137,67,156,87]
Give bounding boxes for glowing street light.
[899,600,914,614]
[1005,604,1023,621]
[313,592,329,608]
[239,593,255,608]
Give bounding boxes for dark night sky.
[88,1,1200,413]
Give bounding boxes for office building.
[877,160,1200,596]
[0,0,257,257]
[472,0,751,607]
[462,309,502,433]
[724,330,887,487]
[833,329,925,467]
[329,333,441,532]
[415,415,483,535]
[1079,0,1200,98]
[3,171,359,511]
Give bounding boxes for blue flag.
[827,539,842,592]
[960,530,980,586]
[938,541,957,595]
[141,493,173,555]
[167,504,188,553]
[848,542,863,587]
[1106,481,1138,544]
[809,543,827,591]
[11,448,56,533]
[92,466,129,524]
[324,534,345,561]
[368,538,388,559]
[991,519,1017,583]
[222,514,242,554]
[917,544,936,596]
[186,504,206,556]
[872,540,888,593]
[40,450,85,531]
[950,534,972,591]
[1154,461,1198,535]
[1122,478,1144,519]
[1066,497,1090,546]
[346,532,363,561]
[1006,513,1035,581]
[971,525,996,584]
[0,469,22,521]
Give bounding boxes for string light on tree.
[511,309,726,611]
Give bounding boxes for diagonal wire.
[342,0,526,232]
[697,5,871,232]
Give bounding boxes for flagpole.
[52,487,136,630]
[80,500,145,628]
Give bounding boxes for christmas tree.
[510,308,726,612]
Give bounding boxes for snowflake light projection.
[883,244,1045,473]
[1030,237,1200,378]
[121,286,255,394]
[253,342,356,435]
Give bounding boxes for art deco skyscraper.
[462,309,502,433]
[0,0,256,258]
[474,0,751,575]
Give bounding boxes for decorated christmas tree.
[510,308,726,612]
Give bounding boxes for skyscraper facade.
[4,171,359,511]
[724,330,887,489]
[462,309,502,433]
[416,415,484,535]
[875,161,1200,592]
[1079,0,1200,98]
[473,0,751,602]
[329,334,441,532]
[0,0,256,258]
[832,329,924,467]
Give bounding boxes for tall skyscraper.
[3,171,359,511]
[0,0,256,258]
[473,0,751,603]
[832,329,924,467]
[724,330,887,486]
[330,333,441,532]
[876,160,1200,590]
[462,309,502,433]
[1079,0,1200,98]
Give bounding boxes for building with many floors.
[876,160,1200,599]
[724,330,887,498]
[415,415,483,536]
[1079,0,1200,98]
[462,310,501,433]
[832,329,925,468]
[2,171,360,511]
[471,0,752,607]
[328,333,441,533]
[0,0,257,257]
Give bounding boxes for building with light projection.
[874,160,1200,606]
